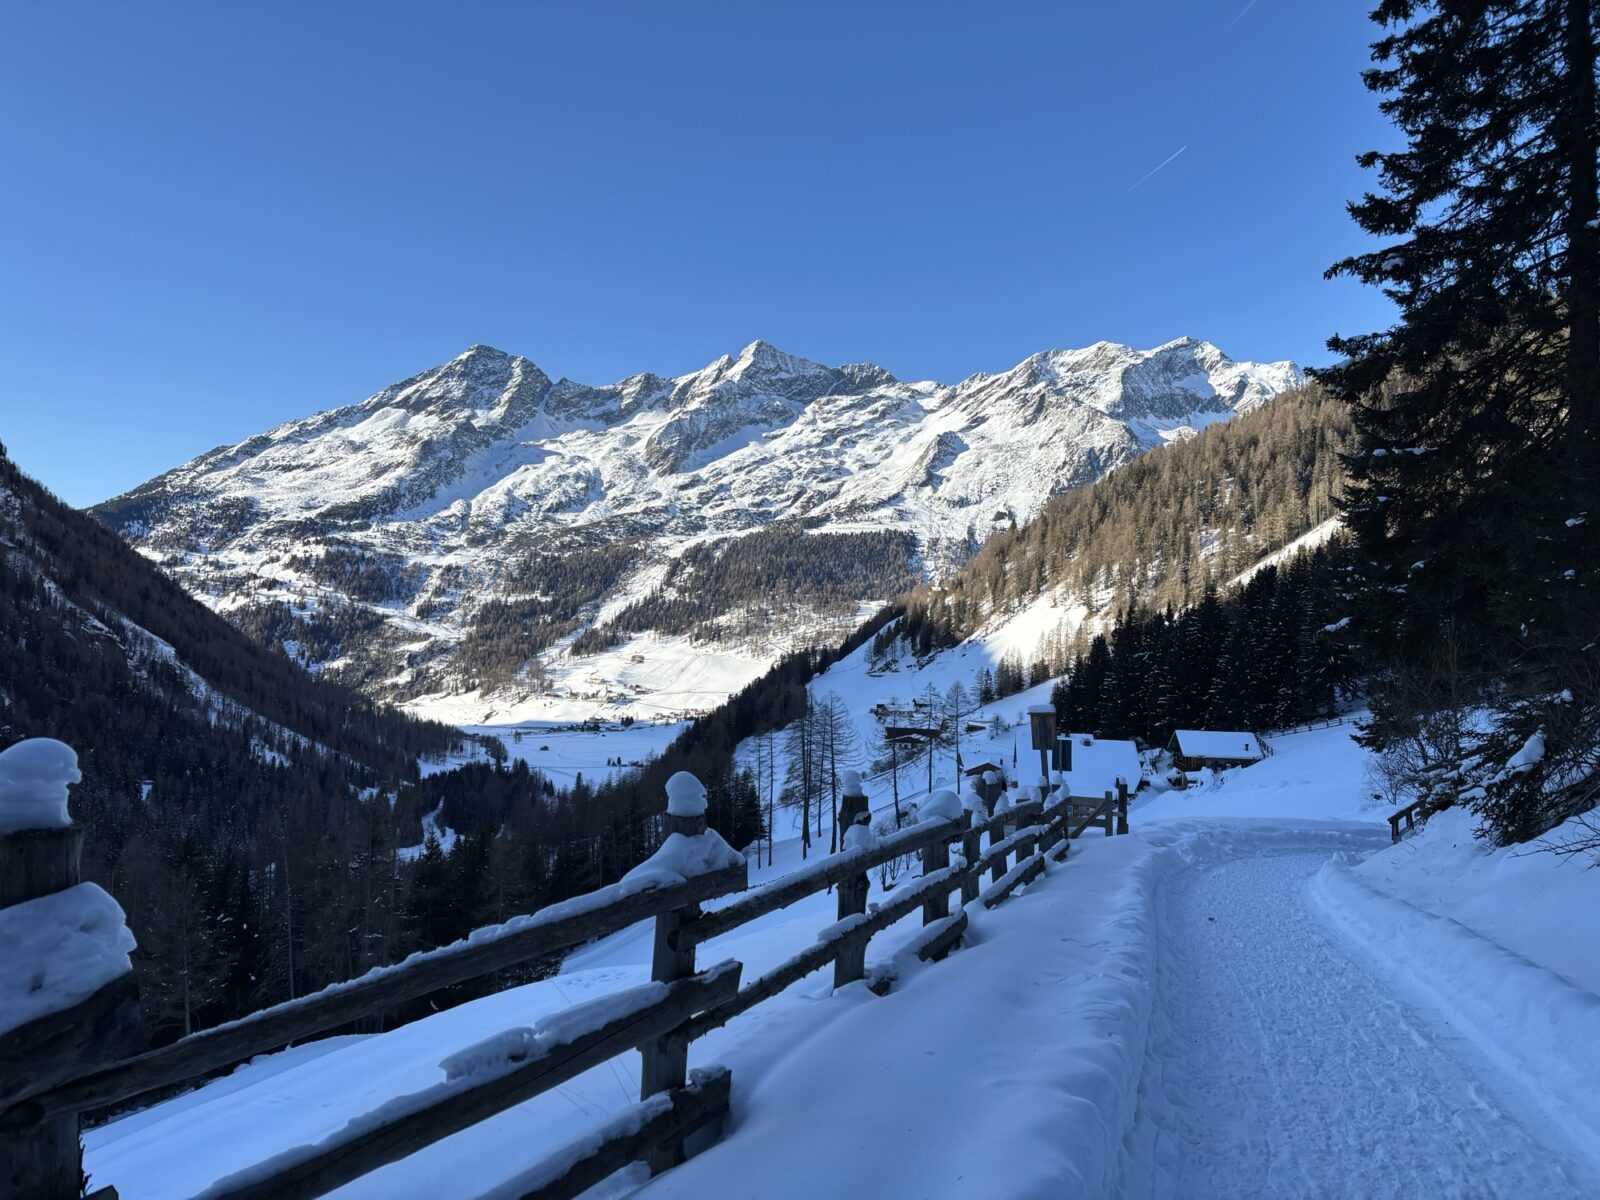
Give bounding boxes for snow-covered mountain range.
[93,337,1300,718]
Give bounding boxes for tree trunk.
[1564,0,1600,520]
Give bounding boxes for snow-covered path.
[1130,849,1595,1199]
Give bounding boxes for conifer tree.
[1321,0,1600,841]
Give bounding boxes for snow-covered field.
[421,720,692,789]
[82,724,1600,1198]
[405,633,772,730]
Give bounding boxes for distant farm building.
[1167,729,1266,771]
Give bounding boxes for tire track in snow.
[1131,851,1591,1198]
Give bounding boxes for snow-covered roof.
[1058,735,1141,800]
[1171,730,1265,761]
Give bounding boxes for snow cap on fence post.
[918,788,962,824]
[620,772,744,888]
[665,771,707,819]
[961,782,985,816]
[839,768,870,831]
[0,738,81,834]
[843,821,877,852]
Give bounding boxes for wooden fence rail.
[1387,794,1451,843]
[1,752,1132,1200]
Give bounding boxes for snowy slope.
[94,338,1300,718]
[81,724,1600,1198]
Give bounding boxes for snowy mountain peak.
[96,335,1303,705]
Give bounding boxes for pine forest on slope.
[0,443,474,1038]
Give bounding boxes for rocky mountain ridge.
[93,337,1301,716]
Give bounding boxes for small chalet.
[1167,729,1266,771]
[961,760,1003,781]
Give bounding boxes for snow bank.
[0,737,80,833]
[1308,808,1600,1157]
[0,883,136,1036]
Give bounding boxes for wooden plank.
[17,864,748,1125]
[0,824,90,1200]
[1066,799,1112,841]
[0,972,144,1110]
[980,853,1045,909]
[832,868,870,988]
[975,824,1043,875]
[677,819,959,950]
[511,1067,732,1200]
[206,962,743,1200]
[909,910,968,964]
[682,866,962,1043]
[922,834,951,926]
[960,823,983,906]
[640,811,707,1175]
[0,826,82,910]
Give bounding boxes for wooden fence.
[1387,794,1451,843]
[0,773,1130,1200]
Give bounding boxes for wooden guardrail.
[0,752,1131,1200]
[1387,794,1450,843]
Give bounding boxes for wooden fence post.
[960,812,981,906]
[1,824,85,1200]
[1102,791,1115,837]
[1116,780,1130,835]
[922,827,950,927]
[1,741,143,1200]
[641,775,707,1175]
[833,824,869,988]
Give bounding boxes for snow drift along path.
[1124,845,1600,1199]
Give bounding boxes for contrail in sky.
[1125,145,1188,193]
[1226,0,1258,27]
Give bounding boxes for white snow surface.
[82,722,1600,1198]
[0,737,80,833]
[0,883,136,1036]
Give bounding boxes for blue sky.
[2,1,1395,506]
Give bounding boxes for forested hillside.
[888,383,1349,655]
[0,444,467,1040]
[1050,549,1351,746]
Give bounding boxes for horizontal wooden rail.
[202,961,742,1200]
[975,823,1045,874]
[676,818,960,951]
[981,853,1046,909]
[1388,795,1448,842]
[682,865,963,1042]
[1065,797,1115,841]
[504,1066,732,1200]
[10,747,1136,1200]
[8,864,748,1126]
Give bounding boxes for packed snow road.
[1127,849,1594,1199]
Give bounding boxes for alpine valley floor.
[83,725,1600,1199]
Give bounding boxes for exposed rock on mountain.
[93,337,1300,712]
